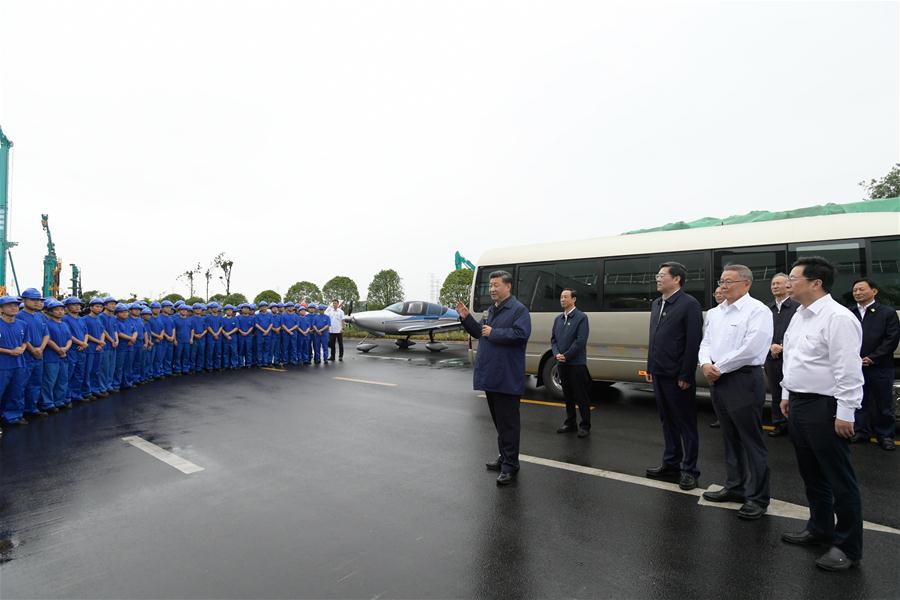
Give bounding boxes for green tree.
[439,269,474,306]
[322,276,360,304]
[185,296,204,305]
[366,269,404,310]
[285,281,322,304]
[82,290,110,301]
[254,290,282,304]
[209,293,227,303]
[859,163,900,199]
[161,292,185,304]
[223,293,248,306]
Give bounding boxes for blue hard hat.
[150,301,161,309]
[249,303,257,310]
[0,295,19,306]
[258,301,269,307]
[284,301,295,307]
[161,300,174,307]
[45,298,64,309]
[317,304,326,310]
[20,288,43,300]
[192,302,203,309]
[224,304,235,311]
[178,304,190,310]
[89,297,105,306]
[103,296,117,304]
[208,302,220,309]
[298,304,308,311]
[128,303,141,310]
[141,308,152,315]
[63,296,83,306]
[237,303,246,309]
[114,303,128,313]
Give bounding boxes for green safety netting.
[624,196,900,235]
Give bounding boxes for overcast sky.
[1,0,897,302]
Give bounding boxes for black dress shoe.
[737,502,766,520]
[678,473,698,490]
[485,457,502,471]
[881,438,896,451]
[767,425,788,437]
[709,420,720,428]
[27,411,49,418]
[577,428,590,438]
[646,464,680,479]
[46,407,59,414]
[815,547,859,571]
[849,432,870,444]
[781,529,827,546]
[556,425,577,434]
[496,472,517,486]
[702,488,745,503]
[4,418,28,426]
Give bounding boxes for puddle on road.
[0,535,19,563]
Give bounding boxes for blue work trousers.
[24,357,47,412]
[0,367,28,422]
[41,361,69,408]
[113,349,134,389]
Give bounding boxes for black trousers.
[856,366,895,439]
[329,332,344,359]
[788,392,863,560]
[652,374,700,476]
[486,391,521,474]
[711,367,770,507]
[559,364,592,430]
[764,358,787,426]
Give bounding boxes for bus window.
[555,259,601,312]
[715,246,786,303]
[789,240,865,306]
[655,252,709,309]
[602,256,654,310]
[517,264,557,312]
[869,237,900,308]
[473,265,515,312]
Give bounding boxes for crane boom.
[0,126,12,295]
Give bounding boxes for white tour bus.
[467,212,900,399]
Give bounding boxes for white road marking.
[519,454,900,535]
[122,436,205,475]
[333,376,397,387]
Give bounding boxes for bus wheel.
[541,358,564,400]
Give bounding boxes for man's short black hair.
[852,278,878,291]
[489,270,513,285]
[660,261,688,287]
[561,287,577,299]
[791,256,836,292]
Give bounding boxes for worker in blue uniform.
[297,304,311,365]
[160,300,176,376]
[0,296,29,426]
[307,304,320,364]
[100,297,118,393]
[281,302,298,366]
[83,297,108,396]
[148,302,165,378]
[236,304,252,368]
[205,302,224,371]
[42,299,73,410]
[270,303,284,367]
[221,304,239,369]
[63,297,92,402]
[190,303,207,373]
[255,301,274,366]
[18,288,52,417]
[140,308,154,382]
[316,303,331,363]
[113,304,137,390]
[173,305,193,374]
[128,303,146,385]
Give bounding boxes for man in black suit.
[764,273,799,437]
[645,261,704,490]
[849,278,899,451]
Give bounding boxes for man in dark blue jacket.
[849,278,899,450]
[457,270,531,486]
[552,288,592,437]
[645,261,703,490]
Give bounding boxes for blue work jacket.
[461,295,531,396]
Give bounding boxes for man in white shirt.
[325,299,345,362]
[779,256,864,572]
[698,264,773,521]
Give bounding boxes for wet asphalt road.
[1,342,899,599]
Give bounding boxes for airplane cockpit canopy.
[385,301,448,316]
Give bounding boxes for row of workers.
[0,290,345,428]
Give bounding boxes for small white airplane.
[344,300,462,352]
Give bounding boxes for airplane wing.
[396,321,464,334]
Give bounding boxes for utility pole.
[0,126,15,295]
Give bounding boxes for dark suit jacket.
[647,289,703,383]
[767,297,799,361]
[851,302,900,369]
[461,295,532,395]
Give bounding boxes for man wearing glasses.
[698,265,773,521]
[779,256,864,572]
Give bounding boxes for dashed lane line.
[477,394,595,410]
[333,376,398,387]
[122,436,205,475]
[519,454,900,535]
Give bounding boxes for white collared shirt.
[563,306,576,323]
[698,292,772,374]
[326,307,344,333]
[856,300,874,320]
[781,294,863,421]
